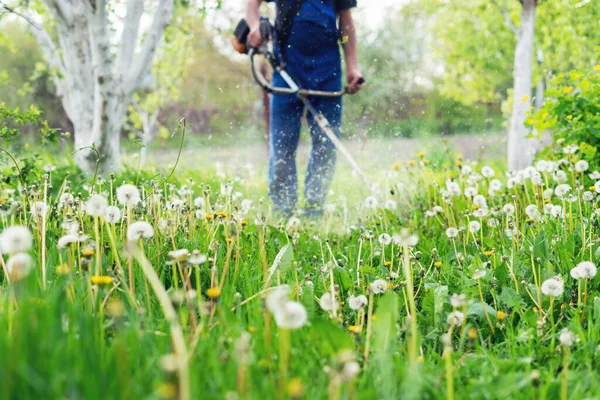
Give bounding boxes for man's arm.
[246,0,265,48]
[339,9,365,94]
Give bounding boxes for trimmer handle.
[249,48,350,97]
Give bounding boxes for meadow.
[1,142,600,400]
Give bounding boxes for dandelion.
[273,301,307,330]
[348,295,368,310]
[188,251,207,265]
[525,204,540,221]
[541,276,564,297]
[364,196,378,209]
[554,184,572,198]
[589,171,600,180]
[104,206,121,223]
[30,201,49,219]
[468,221,481,233]
[127,221,154,241]
[6,253,33,281]
[90,276,114,286]
[116,184,141,206]
[481,166,495,178]
[378,233,392,246]
[168,249,190,263]
[559,328,579,347]
[266,285,291,313]
[473,269,486,280]
[563,145,578,154]
[57,234,86,249]
[384,200,397,210]
[575,160,589,172]
[570,261,597,279]
[445,227,458,238]
[447,311,465,326]
[583,191,594,201]
[554,170,568,183]
[340,361,361,381]
[549,205,563,219]
[0,226,33,255]
[58,193,75,208]
[206,287,222,299]
[319,292,337,312]
[497,311,506,321]
[446,180,461,196]
[85,195,108,217]
[395,228,419,246]
[450,294,468,308]
[193,197,205,208]
[464,187,477,198]
[369,279,387,294]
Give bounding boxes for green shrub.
[531,65,600,167]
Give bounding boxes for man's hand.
[347,68,365,94]
[247,27,265,48]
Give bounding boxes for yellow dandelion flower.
[483,250,495,257]
[434,261,443,269]
[392,162,402,171]
[0,198,6,205]
[156,382,177,399]
[241,220,248,226]
[407,160,416,166]
[384,261,392,267]
[594,64,600,71]
[371,315,377,321]
[287,378,304,398]
[207,287,221,299]
[497,310,506,321]
[417,152,426,158]
[468,327,478,340]
[248,326,256,333]
[56,264,71,275]
[81,248,95,257]
[226,237,233,243]
[563,86,573,94]
[348,325,362,333]
[204,213,213,220]
[571,72,582,79]
[526,218,534,223]
[424,159,430,165]
[91,276,113,286]
[520,95,530,103]
[566,115,573,120]
[455,160,462,167]
[216,211,228,218]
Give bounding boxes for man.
[246,0,365,217]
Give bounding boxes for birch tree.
[492,0,538,171]
[0,0,175,175]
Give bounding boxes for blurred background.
[1,0,598,169]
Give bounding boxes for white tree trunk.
[3,0,174,176]
[507,0,536,171]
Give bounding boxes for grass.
[1,148,600,400]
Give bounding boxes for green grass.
[1,150,600,400]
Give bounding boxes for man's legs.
[269,90,304,216]
[304,95,342,216]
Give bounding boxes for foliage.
[532,65,600,168]
[1,144,600,398]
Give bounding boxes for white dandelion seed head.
[0,226,33,255]
[58,193,75,207]
[563,144,579,154]
[446,180,461,196]
[575,160,589,172]
[583,191,594,202]
[549,205,563,219]
[554,170,568,183]
[188,251,208,265]
[473,208,488,218]
[464,187,477,198]
[364,196,378,209]
[446,227,458,239]
[340,361,361,381]
[319,292,337,312]
[450,294,468,308]
[468,221,481,233]
[487,218,499,228]
[461,165,472,175]
[525,204,540,220]
[571,261,597,280]
[588,171,600,180]
[126,221,154,241]
[559,328,579,347]
[348,295,368,310]
[482,166,495,178]
[116,184,141,206]
[535,160,550,173]
[473,269,486,280]
[378,233,392,246]
[104,206,121,224]
[447,311,465,326]
[554,184,572,198]
[30,201,50,219]
[541,276,564,297]
[273,301,307,330]
[369,279,388,294]
[193,197,205,208]
[473,195,487,208]
[6,252,33,281]
[85,195,108,217]
[384,200,397,210]
[503,204,515,215]
[266,285,291,314]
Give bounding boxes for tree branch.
[125,0,175,95]
[42,0,73,24]
[0,5,68,88]
[115,0,144,78]
[490,0,519,36]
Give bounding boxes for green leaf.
[333,266,352,291]
[421,284,448,328]
[498,287,525,310]
[267,244,294,281]
[467,302,497,322]
[311,318,354,356]
[372,292,399,399]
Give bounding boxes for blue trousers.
[268,73,342,216]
